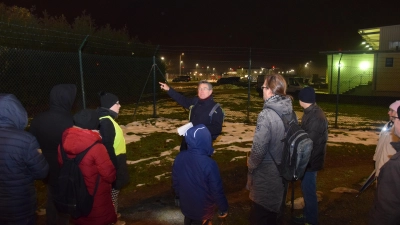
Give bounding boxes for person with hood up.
[172,124,229,225]
[0,93,49,225]
[247,74,294,225]
[97,92,129,224]
[30,83,77,225]
[58,109,117,225]
[159,80,224,151]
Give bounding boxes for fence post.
[78,35,89,109]
[152,55,157,118]
[335,53,343,128]
[247,48,252,123]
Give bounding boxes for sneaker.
[117,213,121,219]
[292,215,305,224]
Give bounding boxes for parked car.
[172,76,191,82]
[286,77,307,94]
[217,77,241,85]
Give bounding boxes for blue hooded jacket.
[172,124,228,220]
[0,94,49,222]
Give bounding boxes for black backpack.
[267,108,313,181]
[54,141,100,219]
[267,107,313,214]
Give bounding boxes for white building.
[322,24,400,96]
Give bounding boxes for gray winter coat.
[247,95,293,213]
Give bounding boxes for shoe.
[114,220,125,225]
[117,213,121,219]
[292,215,305,224]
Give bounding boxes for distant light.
[359,61,370,70]
[336,62,344,68]
[161,57,164,60]
[362,41,366,45]
[365,45,369,48]
[368,47,372,50]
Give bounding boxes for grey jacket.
[247,95,293,213]
[248,95,293,172]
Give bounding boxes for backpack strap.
[60,141,101,196]
[209,103,222,123]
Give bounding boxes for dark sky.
[2,0,400,67]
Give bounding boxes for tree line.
[0,3,156,56]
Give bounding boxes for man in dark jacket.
[172,124,228,224]
[159,80,224,150]
[293,87,328,225]
[0,94,49,225]
[369,105,400,224]
[29,84,76,225]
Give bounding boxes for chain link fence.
[2,20,399,128]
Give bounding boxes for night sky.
[2,0,400,67]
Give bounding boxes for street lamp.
[179,53,184,76]
[305,61,312,76]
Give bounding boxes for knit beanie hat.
[389,100,400,111]
[73,109,99,130]
[99,91,119,109]
[298,87,316,104]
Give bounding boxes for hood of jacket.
[263,95,293,117]
[0,94,28,130]
[185,124,214,156]
[49,84,77,112]
[61,126,102,156]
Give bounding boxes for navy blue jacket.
[172,124,228,221]
[167,88,223,150]
[0,94,49,222]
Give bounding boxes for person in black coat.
[159,80,224,151]
[293,87,328,225]
[0,94,49,225]
[29,84,77,225]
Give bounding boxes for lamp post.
[179,53,184,76]
[196,63,199,79]
[305,61,312,77]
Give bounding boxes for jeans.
[301,171,318,225]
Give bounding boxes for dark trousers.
[249,201,279,225]
[0,216,35,225]
[46,185,70,225]
[184,216,212,225]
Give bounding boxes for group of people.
[161,76,328,225]
[0,84,128,225]
[2,75,398,225]
[245,75,328,225]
